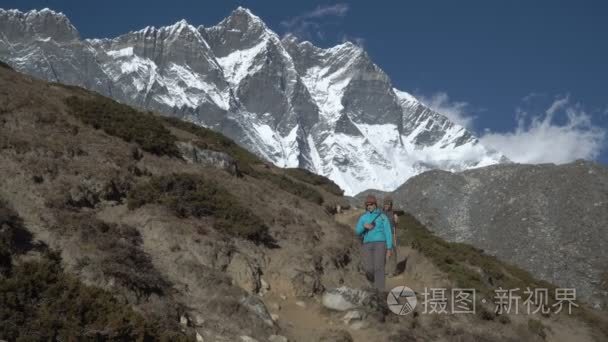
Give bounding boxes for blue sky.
[3,0,607,164]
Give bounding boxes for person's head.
[364,195,377,212]
[383,197,393,211]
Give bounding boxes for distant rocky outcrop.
[388,160,608,309]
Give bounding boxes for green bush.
[0,253,192,341]
[0,204,190,341]
[0,202,32,252]
[256,171,324,205]
[128,173,273,245]
[285,168,344,196]
[0,201,34,274]
[163,117,260,174]
[0,60,13,70]
[79,217,169,297]
[65,96,180,157]
[99,240,169,297]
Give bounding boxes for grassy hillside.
[0,201,191,341]
[0,65,360,341]
[65,96,181,158]
[397,213,608,339]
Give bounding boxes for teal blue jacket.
[355,209,393,249]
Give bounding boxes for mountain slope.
[0,62,362,341]
[1,63,606,341]
[0,7,506,195]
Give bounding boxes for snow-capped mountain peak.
[0,7,79,42]
[160,19,205,41]
[393,88,419,106]
[0,6,508,195]
[229,6,268,31]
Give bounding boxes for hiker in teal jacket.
[356,195,393,291]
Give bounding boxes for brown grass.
[65,96,181,157]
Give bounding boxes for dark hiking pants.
[362,241,386,291]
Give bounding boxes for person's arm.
[355,215,365,235]
[383,215,393,250]
[393,214,398,244]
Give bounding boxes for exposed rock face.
[389,160,608,309]
[239,295,275,327]
[0,7,507,195]
[226,253,262,294]
[177,141,238,174]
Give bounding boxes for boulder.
[239,295,274,327]
[259,278,270,296]
[342,310,364,324]
[322,287,371,311]
[226,253,261,294]
[291,270,323,297]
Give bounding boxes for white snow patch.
[251,122,300,167]
[393,88,419,105]
[165,63,230,110]
[307,134,323,174]
[216,37,268,87]
[300,44,362,124]
[107,46,134,58]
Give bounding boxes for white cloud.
[281,4,349,41]
[417,92,476,130]
[417,92,606,164]
[479,96,606,164]
[521,92,545,103]
[308,4,349,17]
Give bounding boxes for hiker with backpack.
[382,196,400,277]
[355,195,393,291]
